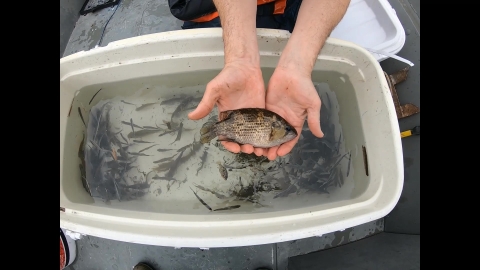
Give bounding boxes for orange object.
[60,238,66,269]
[191,0,286,23]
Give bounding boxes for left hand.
[264,66,325,160]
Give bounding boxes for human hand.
[188,60,267,156]
[264,66,325,160]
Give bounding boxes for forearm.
[213,0,260,66]
[277,0,350,75]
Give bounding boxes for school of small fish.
[78,85,352,211]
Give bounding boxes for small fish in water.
[78,107,86,127]
[152,175,177,181]
[121,100,136,106]
[157,148,174,152]
[153,161,173,172]
[200,108,297,148]
[138,144,158,153]
[133,139,154,144]
[153,155,177,163]
[128,129,163,138]
[171,96,194,128]
[143,125,161,130]
[127,152,152,156]
[193,184,227,199]
[214,205,241,211]
[190,187,212,211]
[135,102,157,111]
[195,149,208,176]
[158,128,178,137]
[89,88,102,105]
[170,123,183,145]
[159,96,186,105]
[130,118,135,137]
[165,149,185,178]
[120,133,129,144]
[217,161,228,180]
[122,121,143,129]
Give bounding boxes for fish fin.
[200,121,217,144]
[219,110,234,121]
[216,136,236,143]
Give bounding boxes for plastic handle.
[365,48,415,67]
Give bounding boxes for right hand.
[188,60,267,156]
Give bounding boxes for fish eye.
[285,127,291,132]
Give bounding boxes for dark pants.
[181,0,303,33]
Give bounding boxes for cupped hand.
[264,66,325,160]
[188,60,267,156]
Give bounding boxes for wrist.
[277,34,325,77]
[222,30,260,67]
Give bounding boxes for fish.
[89,88,103,105]
[159,96,186,105]
[128,129,163,138]
[135,102,157,111]
[158,129,178,137]
[199,108,297,148]
[152,175,177,181]
[346,151,352,177]
[78,107,86,127]
[217,161,228,180]
[153,161,173,172]
[133,139,154,144]
[153,157,175,164]
[157,148,174,152]
[214,205,241,211]
[195,149,208,176]
[193,184,227,199]
[127,152,152,156]
[143,126,161,130]
[190,187,212,211]
[170,122,183,144]
[121,100,136,106]
[165,149,185,178]
[122,121,143,129]
[138,144,158,153]
[130,118,135,137]
[170,96,194,128]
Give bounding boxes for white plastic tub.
[331,0,406,62]
[60,28,403,248]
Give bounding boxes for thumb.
[188,89,217,120]
[306,106,324,138]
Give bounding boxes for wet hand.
[264,66,324,160]
[188,60,267,156]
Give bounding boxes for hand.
[264,66,324,160]
[188,60,267,156]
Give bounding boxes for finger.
[254,147,264,156]
[307,106,324,138]
[221,141,241,153]
[240,144,254,154]
[277,131,301,156]
[188,89,217,120]
[267,146,279,161]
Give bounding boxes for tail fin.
[200,121,217,144]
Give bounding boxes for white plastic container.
[60,28,403,248]
[330,0,406,62]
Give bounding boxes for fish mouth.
[291,127,299,136]
[285,130,298,142]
